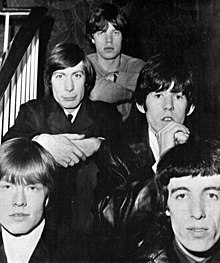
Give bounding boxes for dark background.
[2,0,220,139]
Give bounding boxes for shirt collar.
[2,219,45,263]
[63,103,82,123]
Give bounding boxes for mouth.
[162,116,174,122]
[104,47,114,51]
[188,228,208,232]
[62,96,76,101]
[187,227,209,237]
[10,213,29,218]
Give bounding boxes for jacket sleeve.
[3,103,46,142]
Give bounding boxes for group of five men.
[0,2,219,263]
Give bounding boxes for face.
[144,82,188,133]
[0,179,48,235]
[51,62,86,113]
[166,175,220,252]
[92,22,122,61]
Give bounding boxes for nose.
[105,32,113,43]
[190,197,206,220]
[13,185,27,207]
[163,95,174,111]
[64,77,74,92]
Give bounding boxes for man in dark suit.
[123,52,196,174]
[0,138,76,262]
[3,43,121,236]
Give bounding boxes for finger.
[70,144,87,161]
[158,123,189,138]
[64,134,85,140]
[58,159,69,168]
[174,132,189,144]
[68,159,77,166]
[69,154,80,165]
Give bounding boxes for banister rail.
[0,6,47,101]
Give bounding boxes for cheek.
[76,83,85,97]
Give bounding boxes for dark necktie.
[67,114,73,123]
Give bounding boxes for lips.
[62,96,76,101]
[10,213,29,219]
[162,116,174,121]
[188,228,208,232]
[104,47,114,51]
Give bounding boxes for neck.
[97,53,121,72]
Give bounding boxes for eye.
[175,94,184,100]
[113,30,120,36]
[0,183,12,190]
[176,193,188,200]
[73,72,83,79]
[55,74,63,79]
[27,185,38,191]
[154,93,162,99]
[205,192,219,200]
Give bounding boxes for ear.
[186,104,195,116]
[165,208,170,217]
[91,38,95,44]
[136,103,145,114]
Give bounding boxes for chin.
[183,240,213,253]
[5,224,34,236]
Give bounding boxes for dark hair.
[86,3,128,43]
[155,139,220,213]
[44,42,95,96]
[0,138,56,194]
[135,53,195,113]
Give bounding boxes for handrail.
[0,6,47,101]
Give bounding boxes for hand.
[156,121,190,156]
[70,137,104,157]
[105,72,115,82]
[33,133,86,167]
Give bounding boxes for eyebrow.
[203,186,220,192]
[170,186,220,195]
[170,187,189,194]
[53,70,84,75]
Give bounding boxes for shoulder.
[121,54,145,71]
[20,96,55,113]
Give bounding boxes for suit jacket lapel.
[47,100,71,134]
[47,99,94,135]
[69,100,94,135]
[0,234,7,263]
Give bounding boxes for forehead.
[168,175,220,193]
[53,61,84,75]
[107,22,117,31]
[97,22,117,32]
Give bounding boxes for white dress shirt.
[63,103,82,123]
[148,126,160,173]
[2,219,45,263]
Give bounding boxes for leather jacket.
[91,145,156,262]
